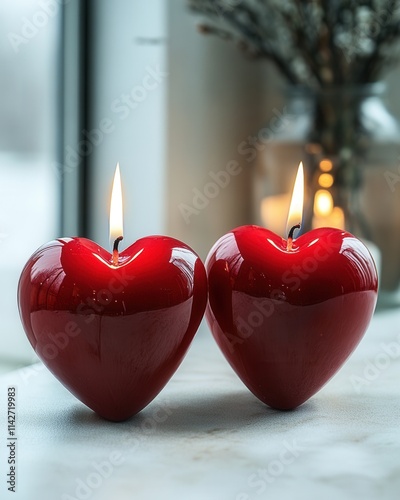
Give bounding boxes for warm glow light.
[286,162,304,238]
[109,163,124,246]
[319,159,333,172]
[314,189,333,217]
[330,206,345,229]
[312,205,345,230]
[318,173,334,188]
[261,193,291,235]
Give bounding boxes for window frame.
[60,0,91,237]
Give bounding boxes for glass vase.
[252,84,400,307]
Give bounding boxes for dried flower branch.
[188,0,400,87]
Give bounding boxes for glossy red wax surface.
[18,236,207,421]
[206,225,378,410]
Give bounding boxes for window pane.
[0,0,60,366]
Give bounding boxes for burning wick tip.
[112,236,123,266]
[287,223,301,251]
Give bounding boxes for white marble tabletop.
[1,310,400,500]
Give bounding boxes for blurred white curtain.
[0,0,59,364]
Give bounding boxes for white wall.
[166,1,282,259]
[89,0,167,249]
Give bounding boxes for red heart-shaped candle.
[18,236,207,421]
[206,225,378,410]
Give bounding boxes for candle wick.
[112,236,123,266]
[287,223,301,251]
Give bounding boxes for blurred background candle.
[312,190,345,230]
[260,193,291,236]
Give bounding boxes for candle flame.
[286,162,304,239]
[109,163,124,248]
